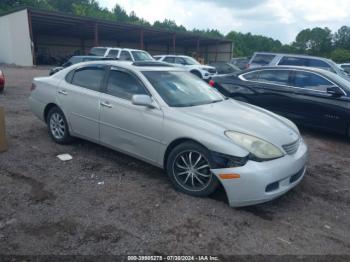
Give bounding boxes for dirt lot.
[0,66,349,256]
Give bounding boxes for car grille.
[208,68,217,74]
[282,138,300,155]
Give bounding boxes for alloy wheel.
[49,112,66,140]
[172,150,213,192]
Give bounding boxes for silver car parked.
[249,52,350,81]
[29,61,308,207]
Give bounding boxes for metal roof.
[1,7,232,47]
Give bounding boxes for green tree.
[153,19,187,32]
[334,26,350,50]
[226,31,282,57]
[112,4,128,22]
[330,48,350,63]
[292,27,333,56]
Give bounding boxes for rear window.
[89,48,107,56]
[251,54,276,65]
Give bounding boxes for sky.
[98,0,350,44]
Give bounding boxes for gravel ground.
[0,66,349,256]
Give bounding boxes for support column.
[172,33,176,54]
[94,23,99,46]
[196,38,200,55]
[80,38,85,55]
[215,41,219,62]
[27,9,36,65]
[140,29,144,50]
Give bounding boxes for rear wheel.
[47,107,72,144]
[166,142,219,197]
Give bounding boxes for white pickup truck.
[89,47,155,62]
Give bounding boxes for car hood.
[178,99,299,147]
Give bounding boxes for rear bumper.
[211,139,308,207]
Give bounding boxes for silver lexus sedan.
[29,61,308,207]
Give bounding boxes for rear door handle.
[100,101,112,108]
[58,90,67,95]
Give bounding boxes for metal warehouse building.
[0,7,233,66]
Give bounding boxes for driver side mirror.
[327,86,343,97]
[131,95,156,108]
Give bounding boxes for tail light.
[0,70,4,85]
[208,79,215,87]
[30,83,36,91]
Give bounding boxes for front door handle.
[58,90,67,95]
[100,101,112,108]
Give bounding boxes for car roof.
[252,52,332,61]
[72,60,186,72]
[91,47,149,52]
[241,65,335,75]
[71,55,106,59]
[155,55,191,58]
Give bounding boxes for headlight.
[225,131,284,160]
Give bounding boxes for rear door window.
[119,51,132,61]
[175,57,187,65]
[163,57,175,63]
[107,49,120,57]
[258,70,291,86]
[293,71,334,92]
[251,54,276,66]
[71,67,105,92]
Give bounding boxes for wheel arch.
[43,103,60,123]
[163,137,209,170]
[190,69,202,78]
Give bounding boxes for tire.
[166,142,219,197]
[47,107,73,144]
[191,70,203,79]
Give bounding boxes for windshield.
[131,51,154,61]
[143,71,224,107]
[182,57,200,65]
[89,47,107,56]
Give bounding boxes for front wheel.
[166,142,219,197]
[47,107,72,144]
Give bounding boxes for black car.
[49,56,115,75]
[209,62,241,75]
[210,66,350,136]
